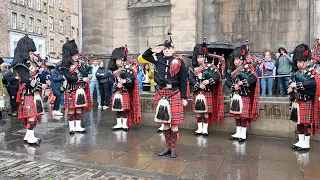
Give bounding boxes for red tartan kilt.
[18,95,38,119]
[231,96,251,120]
[193,90,214,113]
[299,101,314,124]
[109,91,131,111]
[64,83,91,110]
[64,90,77,109]
[154,89,184,125]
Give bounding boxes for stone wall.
[203,0,310,53]
[139,93,320,141]
[83,0,318,56]
[82,0,171,55]
[0,0,10,57]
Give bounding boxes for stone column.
[314,0,320,39]
[170,0,198,52]
[79,0,83,52]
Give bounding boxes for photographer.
[276,45,292,97]
[260,51,276,96]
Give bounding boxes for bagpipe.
[33,54,56,105]
[229,65,252,114]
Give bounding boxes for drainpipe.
[79,0,83,52]
[309,0,315,45]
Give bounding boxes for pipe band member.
[61,39,92,134]
[12,35,46,145]
[289,44,320,151]
[142,33,188,158]
[189,42,224,136]
[226,45,260,142]
[108,46,141,131]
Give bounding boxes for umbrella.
[207,42,235,55]
[4,59,13,64]
[138,55,150,64]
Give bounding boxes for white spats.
[75,120,86,132]
[195,123,203,134]
[240,127,247,140]
[230,126,241,139]
[122,118,129,130]
[293,134,305,149]
[202,123,209,135]
[112,118,122,129]
[69,121,75,133]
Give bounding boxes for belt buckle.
[165,84,172,89]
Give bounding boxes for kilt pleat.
[299,101,314,124]
[18,95,38,119]
[154,89,184,125]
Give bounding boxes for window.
[44,26,47,35]
[59,19,64,33]
[60,40,64,54]
[29,17,34,32]
[36,19,41,34]
[14,40,18,51]
[50,39,54,52]
[43,2,47,13]
[20,14,25,31]
[36,0,41,10]
[28,0,32,8]
[49,0,54,7]
[59,0,63,9]
[20,0,24,5]
[38,44,43,57]
[11,12,17,29]
[49,16,54,31]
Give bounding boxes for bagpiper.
[108,46,141,131]
[288,44,320,151]
[12,35,46,145]
[61,39,92,134]
[226,45,260,142]
[189,40,224,136]
[142,33,188,158]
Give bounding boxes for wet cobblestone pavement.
[0,108,320,179]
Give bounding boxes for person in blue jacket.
[50,61,65,116]
[137,65,144,94]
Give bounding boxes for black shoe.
[229,135,238,140]
[69,130,75,134]
[194,132,202,135]
[157,129,163,132]
[170,150,177,158]
[158,149,171,156]
[297,147,310,151]
[238,138,246,142]
[122,128,129,131]
[202,133,208,136]
[75,129,87,133]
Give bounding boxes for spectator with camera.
[276,45,292,97]
[260,50,276,96]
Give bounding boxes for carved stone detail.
[128,0,170,8]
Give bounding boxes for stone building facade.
[82,0,320,56]
[0,0,80,63]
